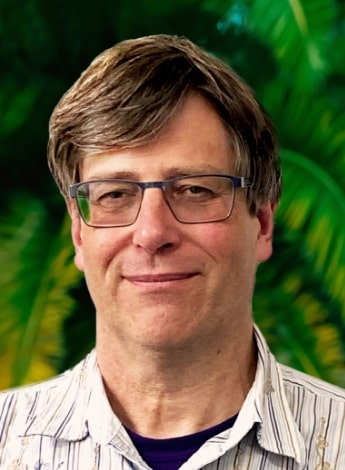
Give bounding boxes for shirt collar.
[248,326,306,465]
[23,326,306,465]
[23,351,97,441]
[187,327,306,468]
[23,350,137,460]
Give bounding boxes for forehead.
[79,94,236,181]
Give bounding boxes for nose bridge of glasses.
[137,180,175,220]
[138,180,170,203]
[139,180,167,191]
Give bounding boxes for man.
[1,34,345,470]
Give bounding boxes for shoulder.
[277,361,345,447]
[279,362,345,402]
[0,368,69,406]
[0,352,94,446]
[0,368,71,439]
[254,329,345,466]
[254,325,345,404]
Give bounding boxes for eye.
[186,185,214,195]
[89,183,139,206]
[99,189,130,200]
[174,184,217,200]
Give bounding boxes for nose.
[132,188,181,254]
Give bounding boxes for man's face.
[70,94,274,352]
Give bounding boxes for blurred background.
[1,0,345,390]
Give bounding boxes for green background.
[1,0,345,390]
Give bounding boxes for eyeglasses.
[69,174,252,228]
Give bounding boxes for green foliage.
[0,0,345,388]
[0,198,82,388]
[247,0,336,89]
[255,223,345,386]
[279,149,345,303]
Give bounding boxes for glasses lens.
[73,175,238,227]
[166,175,235,223]
[76,181,141,227]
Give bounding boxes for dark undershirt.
[126,414,237,470]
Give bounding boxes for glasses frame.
[69,174,252,228]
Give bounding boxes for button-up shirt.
[1,326,345,469]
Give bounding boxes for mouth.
[123,272,198,283]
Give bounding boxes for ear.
[67,199,85,272]
[256,201,277,263]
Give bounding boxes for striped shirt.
[1,326,345,469]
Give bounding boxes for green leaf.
[0,196,82,388]
[255,224,345,386]
[278,148,345,308]
[0,81,40,135]
[246,0,337,89]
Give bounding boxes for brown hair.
[48,34,281,214]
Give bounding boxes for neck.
[96,322,257,438]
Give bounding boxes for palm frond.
[259,83,345,180]
[246,0,336,89]
[278,148,345,309]
[255,224,345,386]
[0,196,82,389]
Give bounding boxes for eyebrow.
[85,165,230,181]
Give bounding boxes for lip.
[123,272,197,284]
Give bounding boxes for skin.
[68,94,275,438]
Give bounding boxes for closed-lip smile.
[123,272,197,283]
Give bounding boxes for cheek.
[77,236,114,307]
[208,220,260,280]
[78,228,124,279]
[199,219,255,258]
